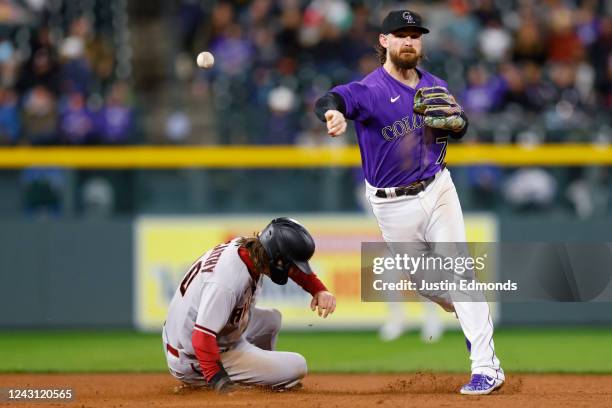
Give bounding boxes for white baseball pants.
[164,307,307,389]
[365,168,504,380]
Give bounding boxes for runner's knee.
[255,307,282,333]
[268,308,282,333]
[287,353,307,380]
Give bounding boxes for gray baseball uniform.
[163,238,307,389]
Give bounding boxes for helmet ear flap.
[269,260,290,285]
[260,223,290,285]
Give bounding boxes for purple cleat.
[460,374,504,395]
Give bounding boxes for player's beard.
[389,47,421,70]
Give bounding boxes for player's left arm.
[192,283,238,393]
[288,268,336,318]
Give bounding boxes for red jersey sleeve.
[193,282,236,382]
[192,326,223,382]
[289,268,328,296]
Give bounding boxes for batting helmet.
[259,217,315,285]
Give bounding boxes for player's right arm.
[288,267,336,318]
[315,82,371,137]
[315,92,347,136]
[324,109,347,137]
[191,282,237,393]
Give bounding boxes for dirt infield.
[1,373,611,408]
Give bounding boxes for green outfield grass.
[0,328,610,373]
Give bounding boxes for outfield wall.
[0,220,133,328]
[0,216,610,328]
[133,214,497,331]
[499,217,612,325]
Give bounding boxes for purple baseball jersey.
[331,66,450,188]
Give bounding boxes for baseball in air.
[196,51,215,69]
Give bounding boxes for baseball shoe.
[460,374,504,395]
[272,379,303,392]
[378,318,406,341]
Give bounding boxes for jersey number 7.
[436,137,448,165]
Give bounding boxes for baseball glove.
[414,86,466,132]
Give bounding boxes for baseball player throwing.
[315,10,504,395]
[163,218,336,393]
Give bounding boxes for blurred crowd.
[5,0,612,217]
[167,0,611,218]
[176,0,611,146]
[0,0,134,217]
[0,0,136,146]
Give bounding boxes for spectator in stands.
[478,18,512,63]
[275,1,301,59]
[0,87,19,144]
[177,0,205,55]
[439,0,480,61]
[82,177,115,217]
[209,24,254,78]
[589,16,611,108]
[522,62,556,113]
[548,64,582,109]
[17,47,61,96]
[22,85,58,145]
[21,168,65,217]
[262,85,298,144]
[512,16,547,64]
[83,19,115,92]
[0,0,30,25]
[59,17,94,95]
[467,165,503,210]
[243,0,274,35]
[499,63,530,111]
[546,2,584,64]
[251,25,280,69]
[209,1,235,44]
[17,26,60,94]
[59,91,95,144]
[472,0,501,27]
[503,168,557,213]
[96,82,134,144]
[0,36,19,88]
[461,65,505,114]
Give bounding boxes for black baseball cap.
[381,10,430,34]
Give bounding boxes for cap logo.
[402,12,415,24]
